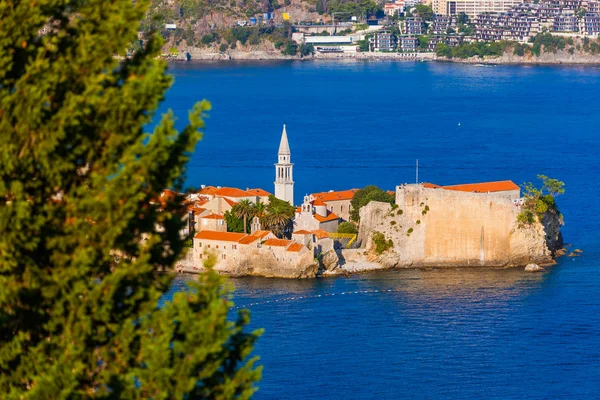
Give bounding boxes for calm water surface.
[160,61,600,399]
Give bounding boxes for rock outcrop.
[525,263,545,273]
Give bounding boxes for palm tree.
[252,200,267,227]
[264,204,294,238]
[232,199,254,234]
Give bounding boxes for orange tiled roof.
[296,207,302,213]
[214,187,253,198]
[198,186,220,195]
[423,182,442,189]
[202,213,224,220]
[442,180,520,194]
[237,230,274,245]
[293,230,312,235]
[194,230,246,242]
[311,189,359,202]
[247,188,271,197]
[264,238,293,247]
[192,207,206,215]
[313,212,340,223]
[312,199,327,206]
[223,198,238,207]
[311,229,330,239]
[287,243,304,252]
[252,230,272,239]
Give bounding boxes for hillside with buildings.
[168,126,565,278]
[138,0,600,62]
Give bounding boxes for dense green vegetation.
[337,222,358,234]
[350,186,395,222]
[0,0,261,397]
[517,175,565,227]
[435,41,510,59]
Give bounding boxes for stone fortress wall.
[358,185,557,268]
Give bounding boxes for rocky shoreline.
[167,49,600,65]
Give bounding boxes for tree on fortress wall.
[350,186,395,222]
[0,0,261,398]
[264,195,296,238]
[518,175,565,227]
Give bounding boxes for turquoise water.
[161,61,599,399]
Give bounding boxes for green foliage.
[458,23,475,35]
[437,41,510,59]
[299,43,315,56]
[225,210,248,233]
[372,231,394,255]
[350,185,395,222]
[530,33,567,56]
[219,43,229,52]
[0,0,261,397]
[282,40,298,56]
[264,195,295,238]
[457,12,469,24]
[414,4,434,21]
[417,35,429,50]
[233,199,255,234]
[518,175,565,226]
[201,32,219,45]
[329,0,380,20]
[407,227,414,234]
[338,222,358,234]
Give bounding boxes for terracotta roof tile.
[252,230,272,239]
[214,187,253,198]
[442,180,520,194]
[202,213,224,220]
[312,199,327,206]
[194,230,246,242]
[264,238,293,247]
[247,188,271,196]
[198,186,219,195]
[238,236,260,245]
[296,207,302,213]
[287,243,304,252]
[311,189,359,202]
[423,182,442,189]
[311,229,330,239]
[223,198,238,207]
[313,212,340,223]
[293,230,312,235]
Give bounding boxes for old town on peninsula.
[163,125,565,278]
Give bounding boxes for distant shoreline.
[164,51,600,66]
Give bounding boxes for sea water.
[160,61,600,399]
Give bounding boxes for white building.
[274,125,294,205]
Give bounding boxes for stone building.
[310,189,357,222]
[274,125,294,205]
[293,195,340,232]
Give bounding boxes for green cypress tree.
[0,0,261,398]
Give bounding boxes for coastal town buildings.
[400,36,420,51]
[310,189,358,222]
[274,124,294,205]
[401,17,426,35]
[384,1,406,16]
[444,0,525,17]
[370,30,397,51]
[416,180,521,199]
[293,195,341,232]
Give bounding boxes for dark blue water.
[161,61,600,399]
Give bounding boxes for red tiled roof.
[194,231,246,242]
[312,199,327,206]
[223,198,238,207]
[287,243,304,252]
[296,207,302,213]
[264,238,293,247]
[198,186,219,195]
[311,189,359,202]
[202,213,224,220]
[312,229,330,239]
[214,187,253,198]
[293,230,312,235]
[192,207,206,215]
[247,188,271,197]
[313,212,340,223]
[442,180,520,193]
[423,182,442,189]
[237,230,273,245]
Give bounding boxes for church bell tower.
[274,124,294,205]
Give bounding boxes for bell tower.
[274,124,294,205]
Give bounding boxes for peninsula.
[172,125,565,278]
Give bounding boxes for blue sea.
[160,61,600,399]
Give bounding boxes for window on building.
[199,242,202,247]
[232,245,237,250]
[199,254,203,259]
[207,245,211,248]
[222,254,226,260]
